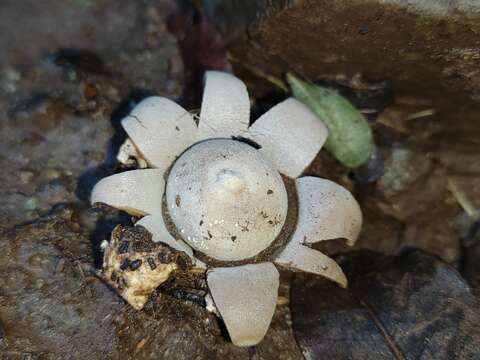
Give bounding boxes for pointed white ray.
[116,138,148,168]
[274,176,362,287]
[248,98,328,178]
[294,177,362,246]
[197,71,250,140]
[90,169,164,216]
[135,215,194,257]
[275,243,347,288]
[121,96,197,171]
[207,263,279,347]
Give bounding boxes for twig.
[134,337,149,355]
[404,109,436,121]
[228,53,289,92]
[358,297,406,360]
[447,177,479,219]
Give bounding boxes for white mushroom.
[90,70,365,348]
[166,139,288,261]
[207,263,279,347]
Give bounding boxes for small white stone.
[100,240,109,250]
[205,293,219,316]
[117,138,148,168]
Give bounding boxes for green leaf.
[286,73,374,168]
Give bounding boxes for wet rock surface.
[210,0,480,102]
[0,206,123,358]
[0,1,181,228]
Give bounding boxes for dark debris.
[292,249,480,359]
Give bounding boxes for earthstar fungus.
[91,71,362,347]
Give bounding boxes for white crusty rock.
[99,225,191,310]
[166,139,288,261]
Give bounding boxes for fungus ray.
[248,98,328,178]
[293,176,362,246]
[275,243,348,288]
[90,169,164,216]
[197,71,250,140]
[135,215,194,256]
[121,96,197,172]
[207,263,279,347]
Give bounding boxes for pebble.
[24,197,38,210]
[45,168,61,180]
[19,171,34,184]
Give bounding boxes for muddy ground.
[0,0,479,359]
